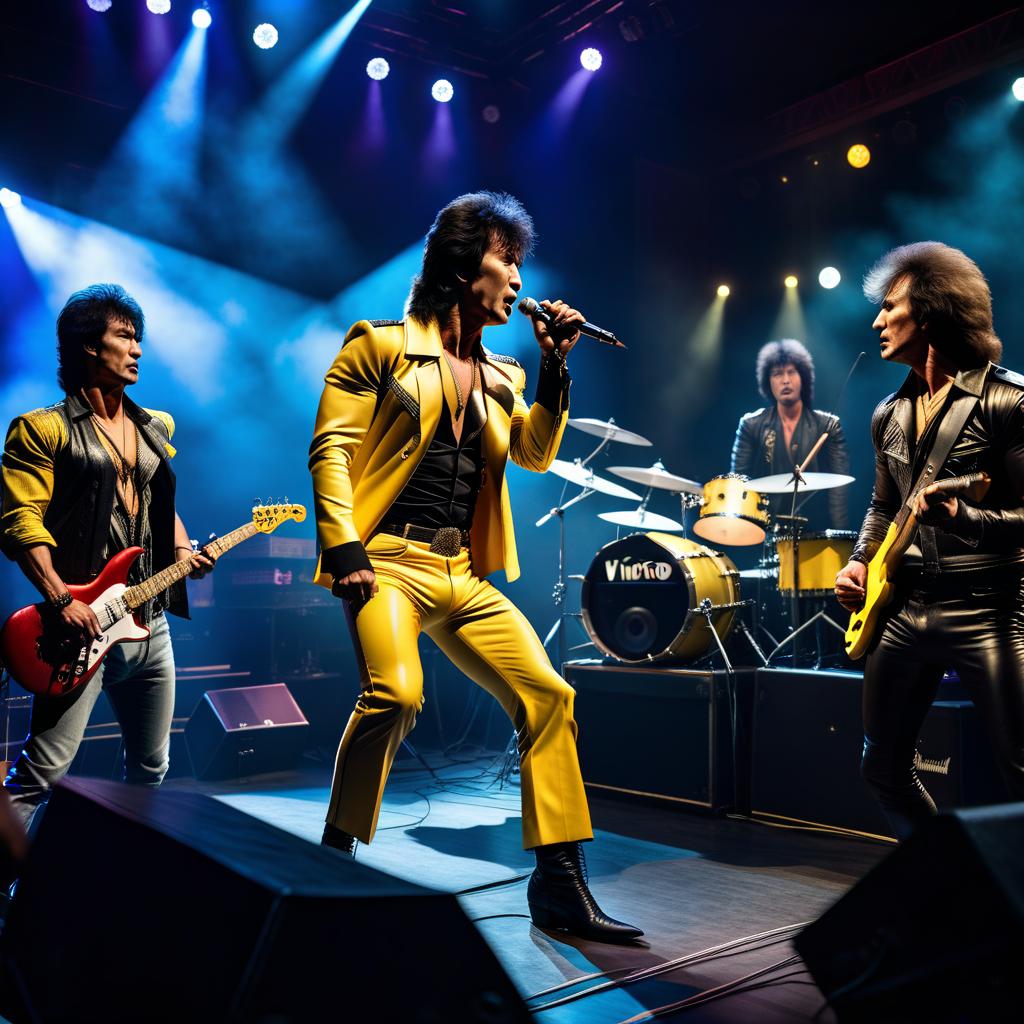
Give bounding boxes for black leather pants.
[861,573,1024,839]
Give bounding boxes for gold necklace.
[442,349,477,419]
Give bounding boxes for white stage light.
[0,188,22,209]
[147,0,171,13]
[86,0,113,11]
[1013,77,1024,102]
[818,266,841,289]
[431,79,454,103]
[366,57,390,81]
[253,23,279,49]
[580,48,603,72]
[192,6,211,29]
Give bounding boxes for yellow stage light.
[847,143,871,169]
[717,284,730,298]
[784,275,799,289]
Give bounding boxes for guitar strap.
[906,388,981,575]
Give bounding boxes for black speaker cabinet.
[0,777,531,1024]
[185,683,309,780]
[796,803,1024,1021]
[565,661,755,811]
[751,668,1005,838]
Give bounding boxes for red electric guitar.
[0,503,306,698]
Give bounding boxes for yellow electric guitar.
[844,471,991,660]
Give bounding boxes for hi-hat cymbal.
[745,471,855,494]
[568,417,652,446]
[608,463,703,495]
[599,509,685,532]
[547,459,642,500]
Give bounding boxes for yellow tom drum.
[776,530,857,596]
[693,474,768,546]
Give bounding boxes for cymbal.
[745,471,855,494]
[547,459,642,500]
[598,509,685,532]
[607,463,703,495]
[567,417,652,447]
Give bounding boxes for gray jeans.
[4,614,175,830]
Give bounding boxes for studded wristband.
[49,591,73,611]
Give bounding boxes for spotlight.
[146,0,171,13]
[847,143,871,169]
[253,23,278,49]
[366,57,390,81]
[86,0,112,10]
[716,284,730,298]
[784,275,799,290]
[0,188,22,209]
[818,266,841,289]
[482,104,501,124]
[431,79,454,103]
[1013,77,1024,102]
[580,47,603,72]
[192,6,211,29]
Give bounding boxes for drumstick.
[795,429,830,478]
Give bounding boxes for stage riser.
[565,663,756,812]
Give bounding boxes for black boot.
[321,823,358,857]
[528,842,643,943]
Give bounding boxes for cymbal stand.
[538,487,597,670]
[678,493,702,538]
[578,422,619,468]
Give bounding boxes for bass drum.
[581,531,740,664]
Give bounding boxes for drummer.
[731,339,850,530]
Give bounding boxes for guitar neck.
[123,522,258,610]
[882,471,988,571]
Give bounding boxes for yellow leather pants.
[326,532,594,849]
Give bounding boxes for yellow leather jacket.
[308,317,569,586]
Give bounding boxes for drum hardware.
[696,597,768,673]
[540,426,647,669]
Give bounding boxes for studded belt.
[375,522,470,558]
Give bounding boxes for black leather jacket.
[852,363,1024,573]
[731,405,850,529]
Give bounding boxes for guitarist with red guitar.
[834,243,1024,839]
[0,284,216,832]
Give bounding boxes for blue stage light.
[580,48,603,72]
[366,57,390,81]
[818,266,841,289]
[147,0,171,13]
[253,23,279,49]
[1013,77,1024,102]
[192,6,211,29]
[0,188,22,209]
[86,0,112,11]
[431,79,454,103]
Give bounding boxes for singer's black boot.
[528,842,643,943]
[321,823,358,857]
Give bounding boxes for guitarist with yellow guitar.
[0,285,220,833]
[834,243,1024,839]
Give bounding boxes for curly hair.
[756,339,815,406]
[406,191,535,326]
[56,283,145,394]
[863,241,1001,367]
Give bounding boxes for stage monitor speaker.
[796,803,1024,1021]
[0,777,531,1024]
[185,682,309,780]
[751,669,1005,838]
[565,662,755,812]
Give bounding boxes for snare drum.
[692,474,768,546]
[581,531,740,663]
[775,530,857,596]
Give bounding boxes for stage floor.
[165,751,889,1022]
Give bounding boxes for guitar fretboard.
[122,523,258,610]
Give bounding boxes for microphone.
[517,297,626,349]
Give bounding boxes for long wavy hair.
[756,338,815,406]
[863,241,1001,366]
[406,191,535,326]
[56,283,145,394]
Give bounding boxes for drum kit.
[542,415,856,669]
